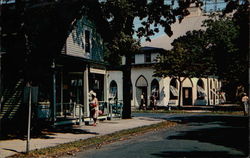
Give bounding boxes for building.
[0,9,111,132]
[108,6,222,109]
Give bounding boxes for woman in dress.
[90,92,99,126]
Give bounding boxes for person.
[140,93,145,110]
[241,93,249,116]
[150,95,156,110]
[90,91,99,126]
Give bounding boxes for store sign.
[90,68,106,74]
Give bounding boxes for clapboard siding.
[64,16,103,61]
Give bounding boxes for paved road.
[73,114,249,158]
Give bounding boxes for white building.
[107,6,222,109]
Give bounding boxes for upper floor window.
[145,53,151,63]
[85,30,90,53]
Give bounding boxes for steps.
[0,79,24,120]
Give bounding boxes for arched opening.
[151,79,159,100]
[109,80,118,99]
[136,75,148,108]
[197,79,205,100]
[170,78,178,100]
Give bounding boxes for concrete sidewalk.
[0,116,164,158]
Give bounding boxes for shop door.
[182,87,192,105]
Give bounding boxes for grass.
[133,109,245,115]
[9,121,177,158]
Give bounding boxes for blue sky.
[133,2,227,42]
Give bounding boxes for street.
[73,114,249,158]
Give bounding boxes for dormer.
[122,47,165,65]
[61,16,104,62]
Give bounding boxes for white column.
[104,71,108,103]
[83,65,90,117]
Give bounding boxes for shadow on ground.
[152,150,236,158]
[163,115,249,157]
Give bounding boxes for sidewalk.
[0,116,163,158]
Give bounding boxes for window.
[145,53,151,62]
[109,80,118,99]
[197,79,205,99]
[85,30,90,53]
[151,79,159,100]
[170,78,178,100]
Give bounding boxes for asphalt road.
[73,114,249,158]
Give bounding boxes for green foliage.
[154,30,215,78]
[202,16,242,82]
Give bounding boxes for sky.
[133,1,227,43]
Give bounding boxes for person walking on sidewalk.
[90,91,99,126]
[241,93,249,116]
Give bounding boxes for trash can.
[37,104,51,119]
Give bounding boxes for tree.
[202,15,247,102]
[222,0,249,101]
[154,30,215,107]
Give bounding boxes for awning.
[170,85,178,96]
[197,85,206,96]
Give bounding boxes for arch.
[151,79,159,100]
[183,78,193,87]
[197,79,204,88]
[135,75,148,109]
[109,80,118,99]
[136,75,148,87]
[170,78,178,100]
[197,79,205,99]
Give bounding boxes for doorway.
[135,75,148,108]
[183,87,192,105]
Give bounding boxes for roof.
[141,8,208,50]
[140,46,166,51]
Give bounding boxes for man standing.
[140,93,145,110]
[241,93,249,116]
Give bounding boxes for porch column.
[207,77,210,106]
[104,71,108,103]
[83,65,90,117]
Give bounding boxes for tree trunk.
[122,53,132,119]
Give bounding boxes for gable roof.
[141,8,208,50]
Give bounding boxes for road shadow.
[152,150,244,158]
[165,115,249,156]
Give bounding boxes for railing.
[106,99,123,119]
[38,100,124,125]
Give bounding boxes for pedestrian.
[90,91,99,126]
[241,93,249,116]
[150,95,156,110]
[140,93,145,110]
